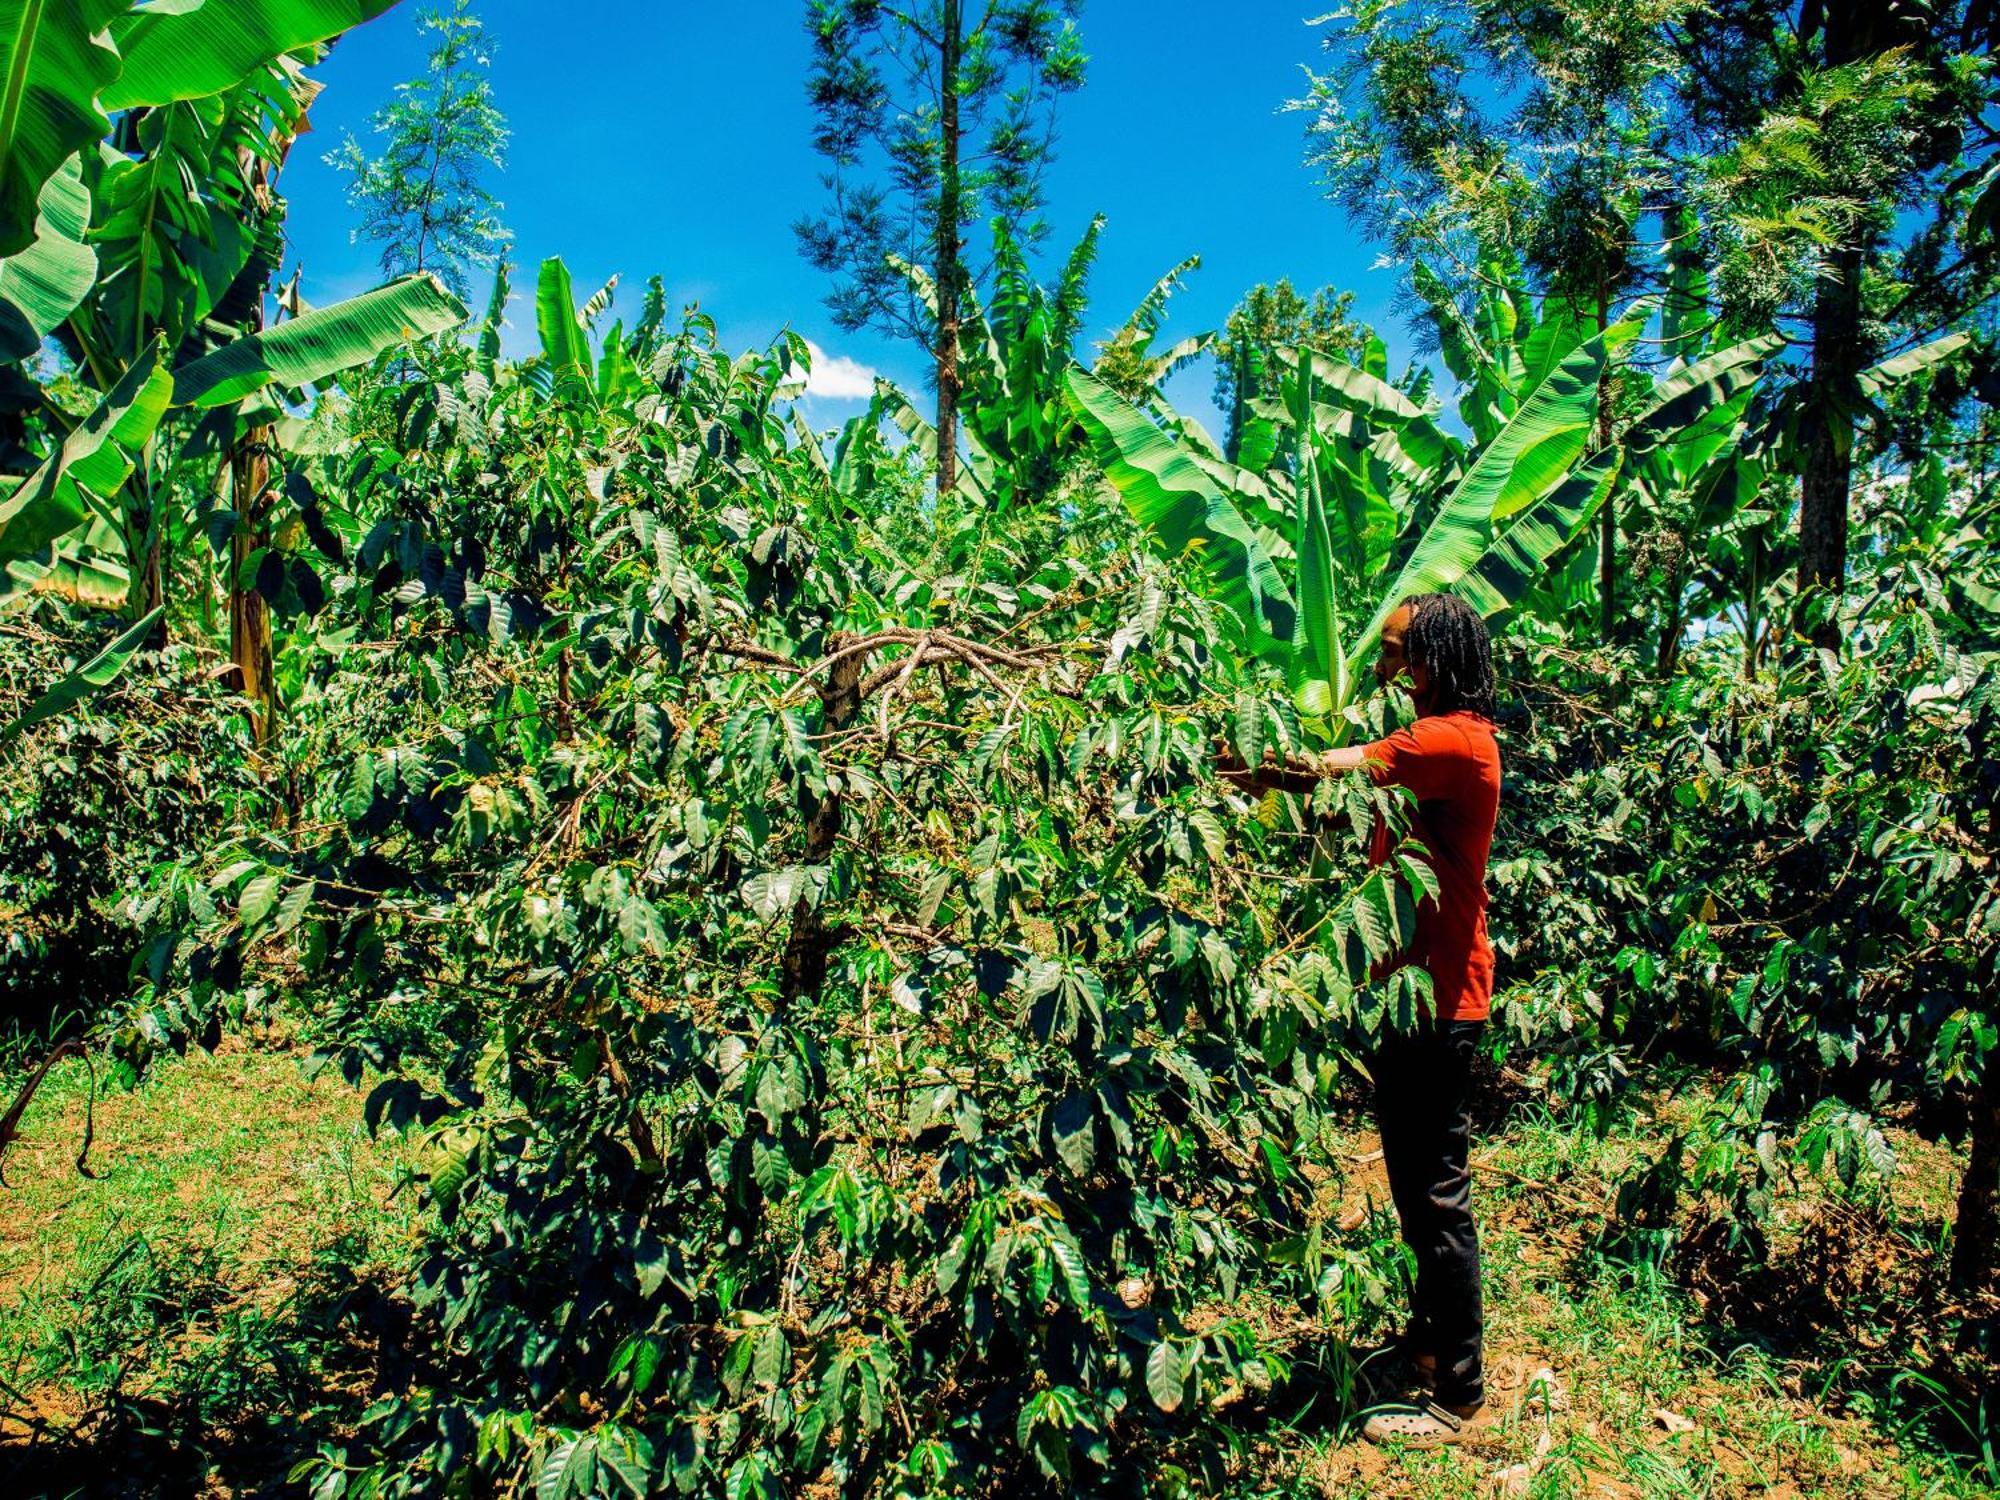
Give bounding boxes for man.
[1217,592,1500,1448]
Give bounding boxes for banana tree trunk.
[228,425,277,744]
[932,0,963,502]
[1656,564,1684,677]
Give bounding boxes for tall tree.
[1674,0,1990,650]
[795,0,1085,498]
[1210,280,1370,461]
[1296,0,1692,638]
[327,0,508,301]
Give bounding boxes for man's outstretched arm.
[1215,740,1370,795]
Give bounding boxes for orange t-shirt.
[1362,711,1501,1022]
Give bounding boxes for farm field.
[2,1,1998,1496]
[2,1041,1985,1497]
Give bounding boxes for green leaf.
[238,870,284,929]
[0,0,121,259]
[1289,363,1345,715]
[1455,450,1623,620]
[102,0,405,110]
[741,865,827,921]
[0,606,160,744]
[1624,335,1782,453]
[1067,366,1295,657]
[1234,690,1263,770]
[171,274,468,408]
[535,1433,592,1500]
[0,151,92,361]
[1146,1339,1186,1413]
[0,337,170,565]
[752,1324,787,1388]
[535,256,590,384]
[1050,1091,1095,1176]
[1355,320,1633,665]
[1858,331,1971,397]
[590,1428,654,1499]
[341,754,376,821]
[617,894,667,956]
[477,255,510,378]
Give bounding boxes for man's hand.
[1213,735,1371,795]
[1213,735,1276,794]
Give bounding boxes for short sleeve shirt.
[1362,711,1502,1022]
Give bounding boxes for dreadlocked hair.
[1403,592,1496,720]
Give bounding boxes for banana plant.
[867,216,1213,517]
[1067,300,1786,739]
[0,0,404,257]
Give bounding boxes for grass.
[0,1037,1992,1498]
[1268,1095,1998,1499]
[0,1026,418,1497]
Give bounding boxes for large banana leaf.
[1857,331,1971,398]
[0,0,122,258]
[477,257,511,378]
[103,0,404,110]
[0,338,169,566]
[0,606,161,745]
[0,152,93,361]
[534,257,591,390]
[1066,366,1296,654]
[1289,366,1346,716]
[1351,319,1636,667]
[1624,334,1783,452]
[1454,450,1624,619]
[1452,335,1783,622]
[171,273,466,408]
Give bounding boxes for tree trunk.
[1656,565,1684,677]
[139,507,167,647]
[1799,241,1863,653]
[228,425,278,745]
[932,0,963,502]
[779,633,870,1007]
[1595,292,1618,641]
[1798,1,1866,655]
[1952,1076,2000,1294]
[225,139,281,745]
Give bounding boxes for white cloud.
[804,339,877,401]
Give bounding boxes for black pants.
[1371,1019,1484,1407]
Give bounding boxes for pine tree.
[795,0,1086,497]
[326,0,509,301]
[1211,280,1369,461]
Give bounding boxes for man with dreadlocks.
[1217,592,1500,1449]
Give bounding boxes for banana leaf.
[533,258,590,388]
[1352,318,1636,667]
[172,273,467,408]
[103,0,404,110]
[0,0,122,258]
[1,606,162,745]
[1455,450,1624,620]
[0,153,93,362]
[1289,364,1346,717]
[1858,331,1971,398]
[0,338,169,566]
[1066,366,1295,656]
[477,257,510,379]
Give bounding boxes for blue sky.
[281,1,1410,435]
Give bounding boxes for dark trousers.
[1371,1019,1485,1406]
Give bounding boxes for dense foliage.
[3,1,2000,1495]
